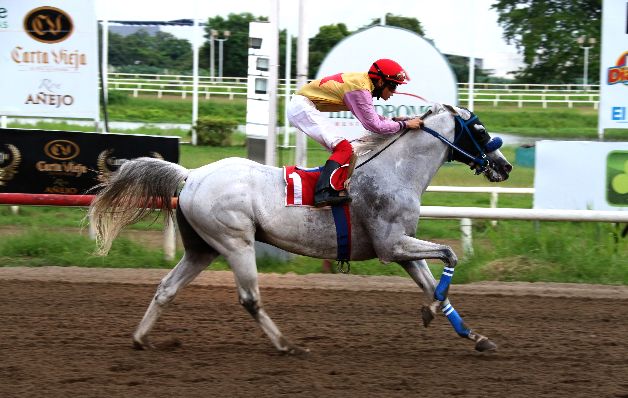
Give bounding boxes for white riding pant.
[287,94,346,152]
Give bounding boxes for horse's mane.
[352,107,438,157]
[352,130,404,156]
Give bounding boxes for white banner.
[0,1,99,119]
[534,141,628,210]
[316,25,457,140]
[598,0,628,136]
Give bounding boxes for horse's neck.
[356,114,453,194]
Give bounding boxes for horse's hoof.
[421,305,434,328]
[278,336,310,356]
[475,338,497,352]
[286,345,310,357]
[132,340,146,350]
[132,338,154,350]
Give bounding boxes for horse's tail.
[88,157,189,256]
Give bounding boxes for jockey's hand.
[405,118,424,130]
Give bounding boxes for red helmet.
[368,58,409,84]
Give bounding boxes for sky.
[95,0,524,77]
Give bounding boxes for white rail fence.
[133,186,628,260]
[3,185,625,261]
[106,73,601,108]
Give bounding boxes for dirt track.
[1,267,627,398]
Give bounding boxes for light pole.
[577,35,596,89]
[209,33,215,81]
[211,30,230,81]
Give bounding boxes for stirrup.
[314,189,352,208]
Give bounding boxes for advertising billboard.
[534,141,628,211]
[316,25,457,140]
[0,1,99,119]
[598,0,628,136]
[0,129,178,195]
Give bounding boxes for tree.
[307,23,352,78]
[201,13,267,77]
[364,13,426,36]
[107,30,192,74]
[492,0,601,84]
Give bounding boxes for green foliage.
[106,90,129,105]
[363,13,426,36]
[308,24,352,78]
[193,117,238,146]
[107,30,193,73]
[491,0,601,83]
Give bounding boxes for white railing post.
[460,218,474,258]
[163,215,176,261]
[490,191,498,226]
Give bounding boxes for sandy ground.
[1,266,627,398]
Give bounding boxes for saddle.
[283,165,351,206]
[283,165,352,272]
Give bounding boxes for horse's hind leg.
[133,206,218,349]
[398,260,497,352]
[132,249,218,349]
[226,247,308,355]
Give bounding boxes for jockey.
[287,58,424,207]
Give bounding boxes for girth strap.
[331,203,351,273]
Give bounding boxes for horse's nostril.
[505,164,513,173]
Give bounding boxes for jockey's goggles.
[368,62,409,84]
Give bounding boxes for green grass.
[106,95,247,124]
[0,230,174,268]
[456,221,628,285]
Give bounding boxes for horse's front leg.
[398,259,497,352]
[384,235,458,301]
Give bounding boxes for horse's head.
[430,104,512,182]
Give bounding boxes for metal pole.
[218,40,224,81]
[265,0,279,167]
[283,29,292,148]
[102,19,108,104]
[209,35,215,80]
[466,1,476,112]
[583,46,589,88]
[468,57,475,111]
[295,0,308,167]
[192,17,199,145]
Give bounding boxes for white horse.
[89,103,512,354]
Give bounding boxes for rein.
[354,111,490,173]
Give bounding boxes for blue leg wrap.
[434,266,455,301]
[442,303,470,337]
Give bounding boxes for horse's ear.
[429,103,447,115]
[442,104,458,116]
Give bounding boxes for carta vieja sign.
[0,128,179,194]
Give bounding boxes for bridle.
[421,112,495,174]
[355,106,502,174]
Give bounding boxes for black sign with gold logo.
[24,6,73,44]
[0,128,179,194]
